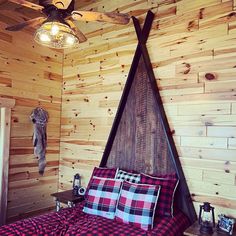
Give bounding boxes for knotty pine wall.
[61,0,236,218]
[0,22,63,221]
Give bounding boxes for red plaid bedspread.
[0,203,190,236]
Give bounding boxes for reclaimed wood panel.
[0,17,62,222]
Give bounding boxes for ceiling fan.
[5,0,130,48]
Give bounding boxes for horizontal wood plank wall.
[0,17,63,222]
[61,0,236,218]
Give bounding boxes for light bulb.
[39,33,51,42]
[66,36,75,45]
[51,24,59,36]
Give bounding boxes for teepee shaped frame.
[99,10,196,223]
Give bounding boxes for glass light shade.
[202,211,213,223]
[34,21,79,49]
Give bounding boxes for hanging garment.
[30,107,49,175]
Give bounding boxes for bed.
[0,202,189,236]
[0,166,191,236]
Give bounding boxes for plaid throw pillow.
[115,169,140,183]
[85,167,118,197]
[83,177,122,219]
[115,181,160,231]
[140,173,179,217]
[92,167,118,178]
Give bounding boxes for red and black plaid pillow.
[85,167,118,198]
[140,173,179,217]
[83,177,123,219]
[115,181,160,231]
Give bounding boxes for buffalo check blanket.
[0,202,189,236]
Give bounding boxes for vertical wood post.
[0,108,11,226]
[0,98,15,226]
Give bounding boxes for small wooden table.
[184,221,236,236]
[51,190,84,211]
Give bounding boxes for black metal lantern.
[199,202,215,234]
[73,173,81,196]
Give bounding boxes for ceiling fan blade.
[52,0,72,9]
[38,0,72,9]
[8,0,44,11]
[66,20,87,43]
[5,17,45,31]
[71,11,130,25]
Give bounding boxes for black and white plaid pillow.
[115,169,140,183]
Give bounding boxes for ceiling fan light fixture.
[34,21,79,49]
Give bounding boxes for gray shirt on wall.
[30,107,49,175]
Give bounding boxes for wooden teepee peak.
[99,10,197,224]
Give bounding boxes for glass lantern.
[73,173,81,196]
[199,202,215,234]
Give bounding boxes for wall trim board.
[0,98,15,226]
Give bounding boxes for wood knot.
[199,8,204,19]
[13,117,18,123]
[205,73,216,81]
[228,12,236,19]
[154,22,160,30]
[183,63,191,74]
[187,20,196,31]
